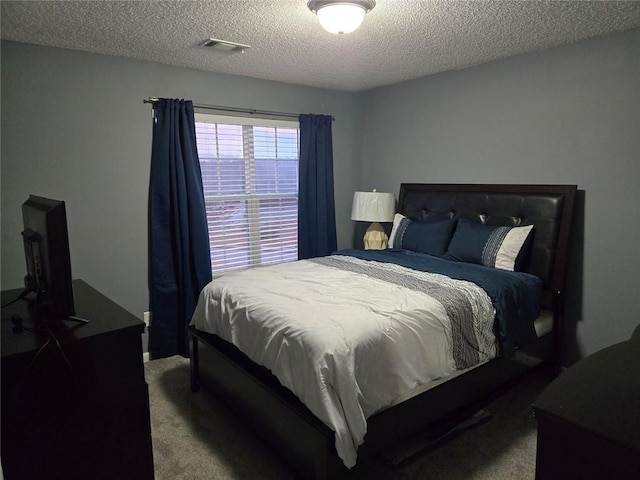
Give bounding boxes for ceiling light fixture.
[307,0,376,35]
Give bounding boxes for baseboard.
[143,352,150,363]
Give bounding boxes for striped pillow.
[444,219,534,271]
[388,213,456,256]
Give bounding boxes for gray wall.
[3,29,638,364]
[359,28,640,364]
[1,41,361,346]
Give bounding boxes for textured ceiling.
[2,1,640,92]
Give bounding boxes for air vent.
[200,38,250,53]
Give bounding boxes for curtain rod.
[143,97,334,121]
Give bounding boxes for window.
[195,113,299,273]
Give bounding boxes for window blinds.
[195,114,300,273]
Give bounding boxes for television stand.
[1,279,154,480]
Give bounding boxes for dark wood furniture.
[1,279,154,480]
[533,325,640,479]
[189,183,577,479]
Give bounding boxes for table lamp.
[351,190,395,249]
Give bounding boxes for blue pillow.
[444,219,534,271]
[388,214,456,256]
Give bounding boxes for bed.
[189,183,576,479]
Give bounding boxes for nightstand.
[532,326,640,479]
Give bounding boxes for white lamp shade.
[351,191,395,222]
[316,3,367,34]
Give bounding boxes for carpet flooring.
[145,356,550,479]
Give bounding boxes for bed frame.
[189,183,577,479]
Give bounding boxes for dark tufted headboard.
[398,184,576,310]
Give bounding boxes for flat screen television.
[22,195,76,321]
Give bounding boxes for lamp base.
[363,222,388,250]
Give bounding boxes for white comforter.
[190,255,497,468]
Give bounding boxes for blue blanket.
[334,249,542,357]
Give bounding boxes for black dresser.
[1,280,154,480]
[533,325,640,479]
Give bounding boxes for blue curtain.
[298,114,337,259]
[149,99,212,358]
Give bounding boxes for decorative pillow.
[445,219,534,271]
[388,213,456,256]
